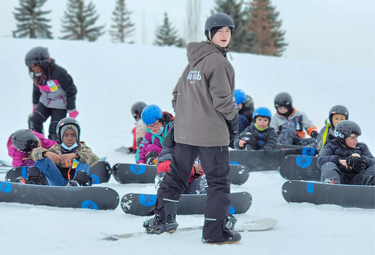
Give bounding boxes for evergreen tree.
[211,0,251,52]
[109,0,135,43]
[13,0,53,39]
[154,13,181,46]
[60,0,105,41]
[246,0,287,56]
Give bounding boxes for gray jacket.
[172,42,237,147]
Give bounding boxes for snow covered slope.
[0,38,374,255]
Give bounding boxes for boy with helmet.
[7,129,56,167]
[26,117,98,186]
[116,101,147,154]
[233,89,255,134]
[25,46,78,141]
[136,105,174,165]
[234,107,277,150]
[314,105,349,154]
[270,92,318,145]
[317,120,375,185]
[143,13,240,244]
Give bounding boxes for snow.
[0,38,374,254]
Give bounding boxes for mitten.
[226,114,239,142]
[145,151,159,165]
[241,132,256,148]
[68,109,79,118]
[310,131,318,138]
[346,156,366,172]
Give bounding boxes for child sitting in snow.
[317,120,374,185]
[25,117,98,186]
[314,105,349,154]
[234,107,277,150]
[270,92,318,146]
[7,129,56,167]
[136,104,173,165]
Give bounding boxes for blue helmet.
[253,107,272,120]
[142,105,163,125]
[233,89,246,105]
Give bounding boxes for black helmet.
[334,120,361,144]
[205,13,235,40]
[274,92,292,109]
[11,129,39,154]
[328,105,349,126]
[56,117,81,144]
[131,102,147,117]
[25,47,50,68]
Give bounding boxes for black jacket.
[239,95,254,124]
[234,123,278,150]
[317,139,375,175]
[32,62,77,110]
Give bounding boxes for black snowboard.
[229,147,315,171]
[4,161,111,185]
[112,163,250,185]
[121,192,252,216]
[282,180,375,209]
[0,181,119,210]
[279,155,321,181]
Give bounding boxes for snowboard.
[101,218,277,241]
[279,155,320,181]
[4,161,111,185]
[282,180,375,209]
[229,147,316,171]
[121,192,252,216]
[112,163,250,185]
[0,181,119,210]
[0,160,12,167]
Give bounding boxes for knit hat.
[205,26,233,41]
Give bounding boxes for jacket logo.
[187,71,201,81]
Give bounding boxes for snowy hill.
[0,38,374,255]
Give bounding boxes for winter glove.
[145,151,159,165]
[346,156,366,172]
[310,131,318,138]
[226,114,239,142]
[32,104,38,113]
[68,109,79,118]
[241,132,257,149]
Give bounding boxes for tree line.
[12,0,287,56]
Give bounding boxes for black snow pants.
[320,162,375,185]
[154,142,231,242]
[28,103,67,141]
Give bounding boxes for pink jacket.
[7,131,57,167]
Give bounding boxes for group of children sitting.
[127,90,374,188]
[7,91,374,188]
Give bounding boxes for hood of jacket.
[187,41,229,68]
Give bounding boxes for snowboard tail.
[279,155,321,181]
[121,192,252,216]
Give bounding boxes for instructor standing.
[143,13,240,244]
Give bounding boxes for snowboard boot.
[143,214,167,235]
[26,167,43,185]
[15,176,26,184]
[67,171,92,186]
[202,229,241,245]
[365,175,375,186]
[226,214,237,231]
[164,201,179,233]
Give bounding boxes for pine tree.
[13,0,53,39]
[154,13,181,46]
[109,0,135,43]
[60,0,105,41]
[211,0,251,52]
[246,0,287,56]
